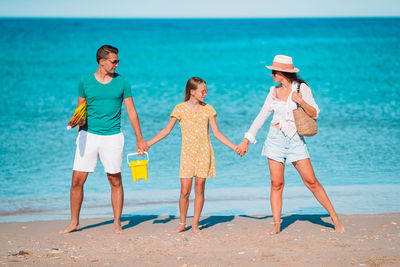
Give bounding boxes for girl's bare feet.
[267,221,281,235]
[60,223,80,234]
[191,224,202,234]
[331,215,345,233]
[171,223,186,233]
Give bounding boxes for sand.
[1,213,399,266]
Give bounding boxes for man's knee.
[71,172,88,188]
[108,173,122,188]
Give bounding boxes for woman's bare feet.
[267,221,281,235]
[114,222,124,234]
[171,223,186,233]
[331,215,345,233]
[60,223,80,234]
[191,224,202,234]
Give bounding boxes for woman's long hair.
[184,77,206,101]
[273,70,307,85]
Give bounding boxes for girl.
[237,55,345,234]
[146,77,240,233]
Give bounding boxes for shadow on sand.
[240,214,334,231]
[78,214,333,232]
[79,215,159,231]
[198,215,235,230]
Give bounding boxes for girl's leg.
[268,159,285,235]
[192,177,206,233]
[292,158,345,232]
[172,178,193,233]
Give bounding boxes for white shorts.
[73,130,124,174]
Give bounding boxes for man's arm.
[77,97,86,130]
[124,97,149,154]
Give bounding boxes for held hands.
[136,138,149,155]
[233,138,249,157]
[237,139,249,157]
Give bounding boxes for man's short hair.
[96,45,119,63]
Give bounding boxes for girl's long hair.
[184,77,206,101]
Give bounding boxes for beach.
[1,213,399,266]
[1,17,400,266]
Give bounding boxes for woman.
[237,55,344,234]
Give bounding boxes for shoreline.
[2,184,400,223]
[1,213,399,266]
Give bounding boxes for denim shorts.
[262,127,310,164]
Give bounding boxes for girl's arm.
[209,116,238,151]
[146,117,178,147]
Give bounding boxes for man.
[61,45,148,234]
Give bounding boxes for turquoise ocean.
[0,18,399,222]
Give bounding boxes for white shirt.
[245,82,320,143]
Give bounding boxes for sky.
[0,0,399,18]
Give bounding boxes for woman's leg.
[192,177,206,233]
[292,158,345,232]
[172,178,193,233]
[268,158,285,235]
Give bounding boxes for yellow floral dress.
[170,102,217,179]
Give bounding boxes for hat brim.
[266,65,299,73]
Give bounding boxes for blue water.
[0,18,399,222]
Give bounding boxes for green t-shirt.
[78,73,132,135]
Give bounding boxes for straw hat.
[266,55,299,73]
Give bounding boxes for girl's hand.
[145,141,151,150]
[234,145,242,156]
[292,92,304,105]
[136,138,149,155]
[237,139,249,157]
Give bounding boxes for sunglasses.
[106,59,120,65]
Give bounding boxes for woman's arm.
[209,116,237,151]
[292,83,320,119]
[244,90,273,144]
[147,117,178,147]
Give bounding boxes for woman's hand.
[292,92,304,106]
[234,145,242,156]
[237,139,249,157]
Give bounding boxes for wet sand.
[1,213,399,266]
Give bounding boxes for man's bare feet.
[267,221,281,235]
[191,224,202,234]
[332,216,345,233]
[60,223,80,234]
[114,223,124,234]
[171,223,186,233]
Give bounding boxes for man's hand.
[237,139,249,157]
[136,138,149,155]
[78,117,86,127]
